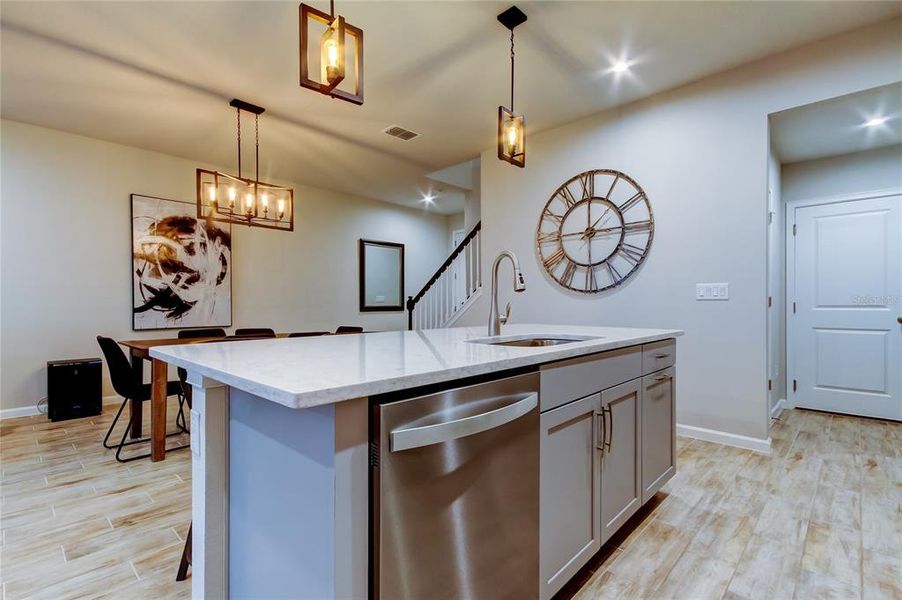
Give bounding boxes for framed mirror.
[359,239,405,312]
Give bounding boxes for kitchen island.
[152,324,682,600]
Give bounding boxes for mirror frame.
[358,239,405,312]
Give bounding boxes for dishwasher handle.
[390,393,538,452]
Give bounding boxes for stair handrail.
[407,221,481,329]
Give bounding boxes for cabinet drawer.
[540,346,641,412]
[641,366,676,503]
[641,339,675,374]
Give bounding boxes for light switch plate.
[696,283,729,300]
[190,410,201,456]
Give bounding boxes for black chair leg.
[104,395,189,453]
[111,397,192,463]
[176,523,192,581]
[114,420,191,463]
[102,398,129,450]
[176,394,189,434]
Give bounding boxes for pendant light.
[497,5,527,168]
[299,1,364,105]
[196,99,295,232]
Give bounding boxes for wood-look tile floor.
[560,409,902,600]
[1,407,900,599]
[1,399,192,600]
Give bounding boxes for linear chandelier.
[299,1,364,105]
[497,6,527,168]
[196,99,294,232]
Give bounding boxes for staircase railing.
[407,221,481,330]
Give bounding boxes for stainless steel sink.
[468,335,602,347]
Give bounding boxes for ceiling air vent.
[383,125,420,141]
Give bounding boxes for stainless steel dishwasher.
[371,371,540,600]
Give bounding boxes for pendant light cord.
[330,0,334,17]
[236,106,242,179]
[510,30,515,111]
[255,114,259,188]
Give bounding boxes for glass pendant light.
[497,6,527,168]
[300,1,364,105]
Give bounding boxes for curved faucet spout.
[488,251,526,336]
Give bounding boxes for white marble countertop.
[150,324,682,409]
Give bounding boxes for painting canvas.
[131,194,232,330]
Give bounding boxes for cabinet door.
[641,367,675,503]
[600,379,641,543]
[540,393,602,600]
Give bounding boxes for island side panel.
[334,398,370,600]
[188,373,229,600]
[228,388,337,598]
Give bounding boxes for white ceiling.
[770,82,902,164]
[2,2,900,214]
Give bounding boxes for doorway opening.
[767,83,902,422]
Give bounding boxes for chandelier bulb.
[324,38,340,83]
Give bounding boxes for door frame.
[784,187,902,410]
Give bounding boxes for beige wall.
[0,120,449,412]
[457,19,902,441]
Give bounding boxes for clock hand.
[590,224,624,235]
[590,208,611,230]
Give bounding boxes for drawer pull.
[604,405,613,452]
[654,353,669,359]
[595,411,605,452]
[654,374,670,382]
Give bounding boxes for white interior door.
[789,192,901,421]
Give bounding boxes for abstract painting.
[131,193,232,330]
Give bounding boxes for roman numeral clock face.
[536,169,654,293]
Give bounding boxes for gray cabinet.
[641,366,675,503]
[539,393,602,600]
[600,379,642,543]
[538,339,677,597]
[539,346,641,412]
[641,339,675,374]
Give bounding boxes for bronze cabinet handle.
[897,316,902,324]
[595,406,608,454]
[604,405,613,452]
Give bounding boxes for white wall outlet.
[696,283,729,300]
[190,410,201,456]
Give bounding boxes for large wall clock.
[536,169,654,293]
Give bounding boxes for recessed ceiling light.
[421,193,435,205]
[611,60,630,74]
[863,116,888,127]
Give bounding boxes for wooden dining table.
[118,334,289,461]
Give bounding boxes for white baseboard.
[770,398,786,420]
[0,405,43,420]
[677,423,772,454]
[0,395,121,421]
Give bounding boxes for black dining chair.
[96,336,190,463]
[288,331,330,338]
[234,328,276,338]
[175,328,226,430]
[334,326,364,334]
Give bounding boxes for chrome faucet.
[488,250,526,336]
